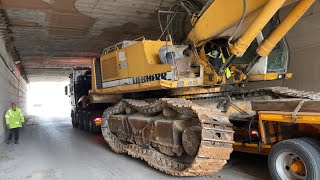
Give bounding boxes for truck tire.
[268,138,320,180]
[75,112,80,129]
[79,111,85,130]
[299,137,320,152]
[82,111,87,130]
[83,111,89,132]
[87,112,94,133]
[71,111,77,128]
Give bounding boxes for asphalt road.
[0,116,271,180]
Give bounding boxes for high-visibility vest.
[206,51,232,79]
[5,108,24,129]
[207,50,219,59]
[220,53,232,79]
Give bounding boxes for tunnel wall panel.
[246,3,320,92]
[283,2,320,92]
[0,35,27,144]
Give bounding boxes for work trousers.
[8,128,19,141]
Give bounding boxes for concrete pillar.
[0,35,27,143]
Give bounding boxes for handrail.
[133,36,145,41]
[102,37,146,55]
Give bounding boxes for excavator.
[70,0,320,179]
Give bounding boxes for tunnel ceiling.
[0,0,175,82]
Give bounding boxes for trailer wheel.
[268,138,320,180]
[299,137,320,152]
[87,112,94,133]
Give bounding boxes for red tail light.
[251,130,258,135]
[94,117,102,123]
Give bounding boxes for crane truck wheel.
[268,138,320,180]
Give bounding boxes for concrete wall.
[0,34,27,143]
[246,2,320,92]
[282,2,320,92]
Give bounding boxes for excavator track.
[232,87,320,100]
[101,98,234,176]
[174,87,320,101]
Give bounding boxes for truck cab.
[65,67,103,133]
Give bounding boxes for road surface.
[0,116,271,180]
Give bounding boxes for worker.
[5,102,24,144]
[205,40,232,79]
[206,49,222,69]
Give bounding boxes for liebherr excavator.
[70,0,320,178]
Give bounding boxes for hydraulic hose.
[158,0,165,36]
[228,0,247,43]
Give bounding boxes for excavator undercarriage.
[100,87,320,176]
[102,98,233,176]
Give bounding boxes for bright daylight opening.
[27,81,70,117]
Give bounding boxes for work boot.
[14,140,19,144]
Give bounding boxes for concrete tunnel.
[0,0,320,179]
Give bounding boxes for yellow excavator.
[72,0,320,178]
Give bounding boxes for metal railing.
[102,37,145,55]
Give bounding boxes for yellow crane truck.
[68,0,320,179]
